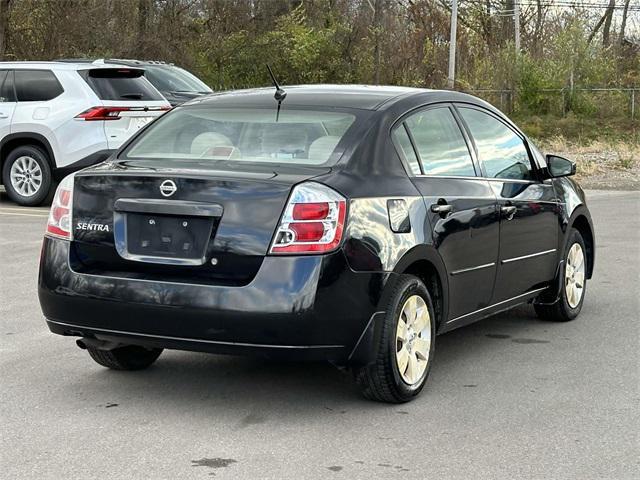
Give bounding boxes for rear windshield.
[81,69,164,101]
[123,107,357,166]
[144,65,212,94]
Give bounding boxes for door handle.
[501,205,517,220]
[430,201,453,218]
[0,114,8,119]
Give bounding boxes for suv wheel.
[2,145,53,206]
[353,275,436,403]
[535,228,587,322]
[86,345,163,370]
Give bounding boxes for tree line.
[0,0,638,117]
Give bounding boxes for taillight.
[75,106,171,121]
[75,106,130,121]
[269,182,347,255]
[46,175,74,240]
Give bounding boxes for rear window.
[81,69,163,101]
[14,70,63,102]
[144,65,212,94]
[123,108,357,166]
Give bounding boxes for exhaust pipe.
[76,337,121,351]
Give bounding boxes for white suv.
[0,62,170,205]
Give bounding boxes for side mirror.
[545,155,576,178]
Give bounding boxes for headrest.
[308,136,340,163]
[190,132,234,155]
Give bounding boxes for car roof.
[0,61,144,72]
[58,58,175,68]
[104,59,175,67]
[187,84,483,111]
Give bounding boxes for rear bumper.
[39,237,391,364]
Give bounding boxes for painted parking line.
[0,207,50,213]
[0,212,49,218]
[0,207,49,215]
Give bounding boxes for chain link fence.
[465,87,638,119]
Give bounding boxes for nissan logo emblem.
[159,180,177,197]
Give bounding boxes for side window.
[392,125,421,175]
[404,107,476,177]
[14,70,64,102]
[459,107,533,181]
[0,70,15,102]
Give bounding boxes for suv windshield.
[144,65,212,94]
[123,107,357,166]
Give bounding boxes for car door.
[456,105,559,303]
[0,70,16,139]
[393,104,500,321]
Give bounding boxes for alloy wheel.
[10,156,43,198]
[395,294,431,385]
[565,242,585,309]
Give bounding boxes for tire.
[353,275,436,403]
[86,345,163,371]
[2,145,53,206]
[535,228,587,322]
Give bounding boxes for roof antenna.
[266,64,286,121]
[266,64,286,101]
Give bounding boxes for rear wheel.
[353,275,436,403]
[535,228,587,322]
[86,345,163,370]
[2,145,53,206]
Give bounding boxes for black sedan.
[38,85,595,403]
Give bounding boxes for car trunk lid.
[71,161,327,285]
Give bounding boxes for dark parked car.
[38,85,595,403]
[58,59,212,106]
[103,60,213,106]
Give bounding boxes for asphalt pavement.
[1,190,638,479]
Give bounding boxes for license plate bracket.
[125,213,213,261]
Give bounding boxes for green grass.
[513,114,640,144]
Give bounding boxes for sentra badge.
[76,222,110,232]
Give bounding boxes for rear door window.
[14,70,63,102]
[459,107,533,181]
[403,107,476,177]
[0,70,15,102]
[81,69,164,101]
[392,125,421,175]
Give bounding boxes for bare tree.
[587,0,615,46]
[0,0,11,60]
[531,0,546,57]
[619,0,631,46]
[372,0,384,85]
[137,0,151,56]
[602,0,615,47]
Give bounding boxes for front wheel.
[535,228,587,322]
[353,275,436,403]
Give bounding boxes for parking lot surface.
[1,190,638,479]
